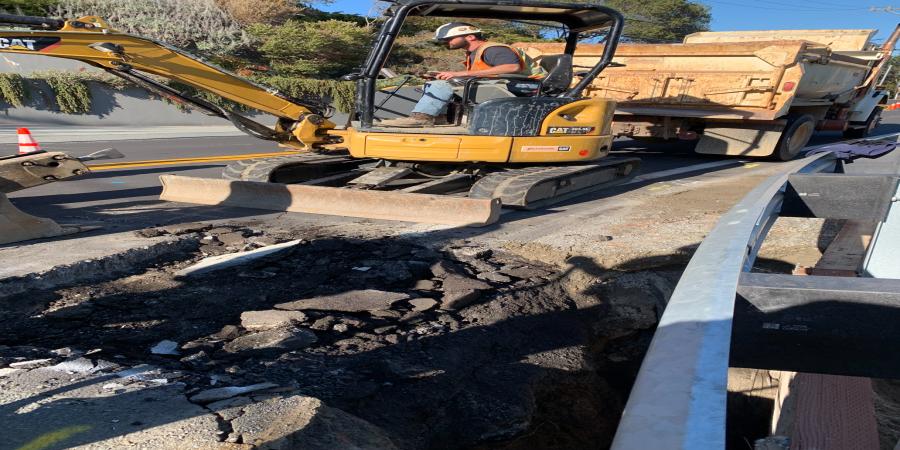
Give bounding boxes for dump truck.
[519,26,900,160]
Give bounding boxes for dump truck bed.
[520,39,878,121]
[682,28,877,51]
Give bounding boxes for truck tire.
[774,114,815,161]
[843,106,882,139]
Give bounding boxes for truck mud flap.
[695,125,784,157]
[159,175,502,227]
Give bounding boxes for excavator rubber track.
[222,152,372,184]
[468,157,641,209]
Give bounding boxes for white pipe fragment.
[175,239,302,278]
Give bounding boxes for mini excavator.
[0,1,639,226]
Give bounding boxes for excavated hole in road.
[0,224,683,449]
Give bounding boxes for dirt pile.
[0,224,680,448]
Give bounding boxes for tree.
[249,19,373,78]
[533,0,709,42]
[878,55,900,98]
[605,0,711,43]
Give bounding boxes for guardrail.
[611,134,900,449]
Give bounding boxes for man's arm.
[435,63,520,80]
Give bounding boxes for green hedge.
[0,73,27,108]
[0,71,423,117]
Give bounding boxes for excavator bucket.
[0,150,114,245]
[0,193,65,245]
[159,175,502,227]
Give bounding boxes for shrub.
[249,19,372,79]
[215,0,299,25]
[258,76,357,113]
[0,0,59,16]
[0,73,26,107]
[51,0,250,56]
[39,71,92,114]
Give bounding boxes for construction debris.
[189,382,278,404]
[150,340,180,356]
[240,310,309,331]
[222,327,318,354]
[175,239,302,277]
[211,395,400,449]
[8,358,53,369]
[275,289,411,313]
[0,224,682,448]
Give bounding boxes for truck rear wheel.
[843,106,882,139]
[774,114,815,161]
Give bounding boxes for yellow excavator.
[0,1,638,226]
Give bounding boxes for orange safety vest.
[464,42,539,77]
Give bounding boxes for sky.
[320,0,900,44]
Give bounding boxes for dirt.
[1,163,849,448]
[0,224,680,449]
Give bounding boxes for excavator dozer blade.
[159,175,502,227]
[0,193,65,245]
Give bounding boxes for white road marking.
[629,160,746,184]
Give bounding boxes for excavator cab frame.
[348,0,624,129]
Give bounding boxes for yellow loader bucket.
[159,175,501,227]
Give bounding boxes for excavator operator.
[378,22,545,128]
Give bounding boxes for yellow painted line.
[87,151,300,171]
[742,163,760,169]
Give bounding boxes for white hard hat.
[434,22,482,41]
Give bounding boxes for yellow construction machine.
[0,1,638,226]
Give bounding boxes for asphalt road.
[5,113,900,235]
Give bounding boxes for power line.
[702,0,870,12]
[782,0,876,7]
[870,5,900,14]
[745,0,867,10]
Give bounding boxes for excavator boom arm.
[0,15,334,146]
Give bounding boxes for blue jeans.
[411,80,456,116]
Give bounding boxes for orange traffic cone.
[17,128,41,155]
